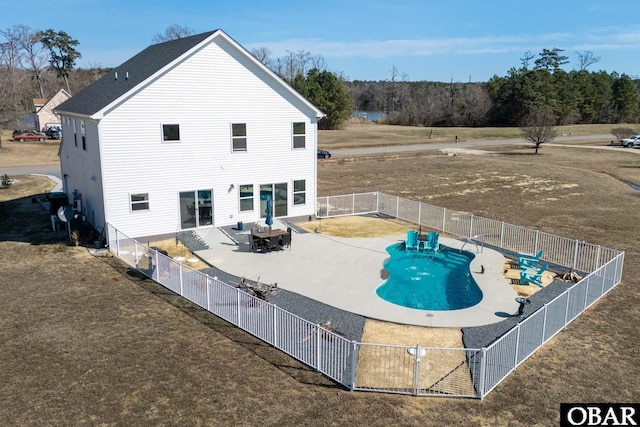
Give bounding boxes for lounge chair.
[520,264,548,287]
[406,230,418,250]
[519,250,543,270]
[427,231,440,251]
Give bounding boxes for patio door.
[179,189,213,229]
[259,183,287,218]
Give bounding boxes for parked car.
[13,131,46,142]
[621,135,640,147]
[48,129,62,139]
[46,127,62,139]
[317,148,332,159]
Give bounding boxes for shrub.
[611,127,635,142]
[1,174,12,188]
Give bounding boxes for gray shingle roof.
[56,30,218,116]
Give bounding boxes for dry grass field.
[1,124,639,426]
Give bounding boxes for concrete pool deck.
[192,226,520,328]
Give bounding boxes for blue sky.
[2,0,639,82]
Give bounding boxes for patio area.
[191,220,520,328]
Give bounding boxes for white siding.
[98,36,318,237]
[59,116,106,231]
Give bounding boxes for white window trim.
[231,123,247,152]
[130,193,150,212]
[293,179,306,205]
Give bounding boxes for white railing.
[105,191,624,399]
[107,224,356,389]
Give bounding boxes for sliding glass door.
[259,183,287,218]
[179,189,213,229]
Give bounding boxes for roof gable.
[56,29,322,119]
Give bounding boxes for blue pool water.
[376,243,483,311]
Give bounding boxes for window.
[162,124,180,142]
[293,122,305,149]
[239,184,254,211]
[80,120,86,150]
[130,193,149,211]
[293,180,306,205]
[232,123,247,151]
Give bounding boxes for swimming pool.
[376,243,483,310]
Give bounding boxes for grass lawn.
[1,124,639,425]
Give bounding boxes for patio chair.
[406,230,418,250]
[518,250,543,270]
[519,264,548,287]
[251,235,266,252]
[278,230,292,250]
[427,231,440,251]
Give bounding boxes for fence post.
[396,196,400,218]
[541,304,548,345]
[418,203,422,226]
[442,208,447,232]
[352,194,355,215]
[134,242,139,269]
[413,344,421,395]
[534,230,539,253]
[572,240,579,271]
[513,323,521,367]
[206,276,211,311]
[273,305,278,348]
[154,250,159,282]
[564,288,571,325]
[595,245,601,271]
[237,288,241,327]
[375,192,380,214]
[316,325,321,371]
[469,214,474,238]
[583,276,590,310]
[350,341,358,390]
[479,348,487,399]
[179,262,184,296]
[500,222,505,248]
[115,229,120,256]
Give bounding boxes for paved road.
[330,133,616,157]
[0,164,61,179]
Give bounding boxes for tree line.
[2,24,638,130]
[346,49,640,127]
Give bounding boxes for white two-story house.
[56,29,323,239]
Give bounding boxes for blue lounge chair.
[520,264,548,287]
[426,231,440,251]
[519,250,543,270]
[406,230,418,250]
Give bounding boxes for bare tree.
[250,46,271,66]
[14,25,47,98]
[576,50,601,71]
[0,27,29,126]
[151,25,195,43]
[520,108,558,154]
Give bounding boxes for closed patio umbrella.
[265,196,273,232]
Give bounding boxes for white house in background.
[55,29,323,239]
[33,89,71,131]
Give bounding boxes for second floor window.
[293,122,305,149]
[232,123,247,151]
